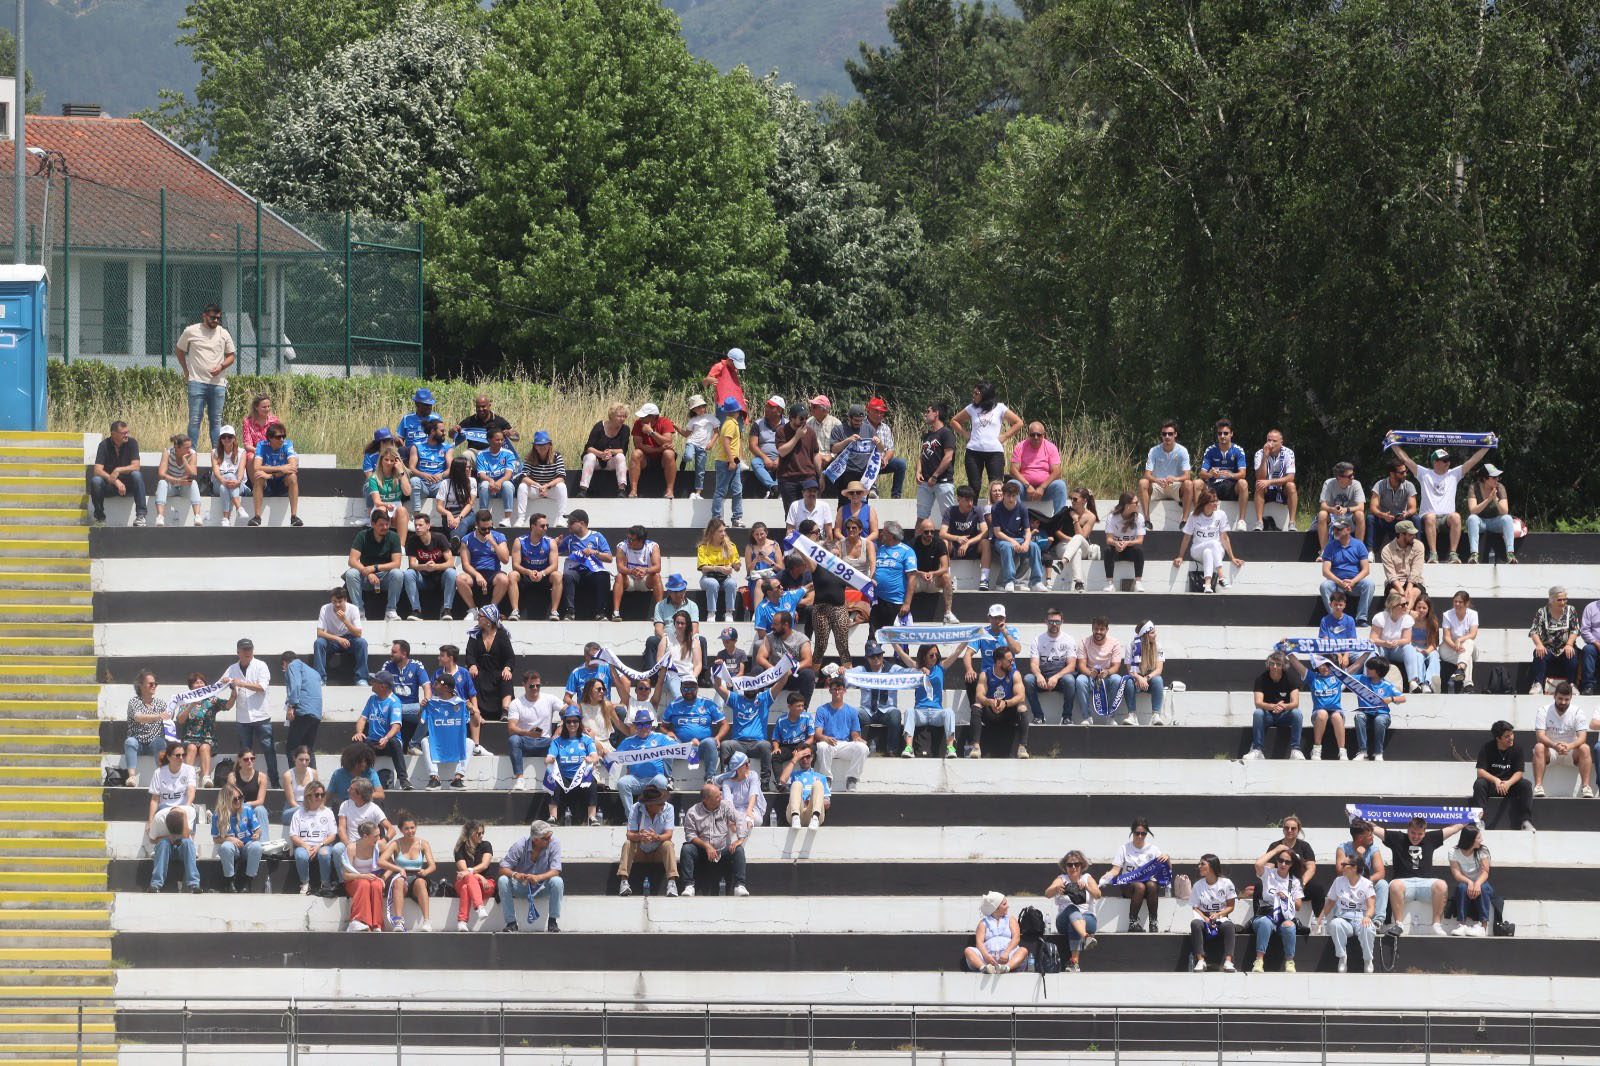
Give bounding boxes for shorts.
[1399,877,1436,901]
[261,475,291,498]
[1312,704,1343,718]
[1540,744,1583,765]
[1260,484,1288,504]
[1205,477,1240,497]
[1147,480,1185,502]
[622,574,655,592]
[949,542,982,561]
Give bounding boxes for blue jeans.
[403,568,457,615]
[295,845,333,887]
[1070,674,1120,723]
[1252,914,1297,959]
[314,634,370,683]
[1454,881,1495,925]
[1582,643,1599,691]
[1024,672,1074,723]
[89,472,147,519]
[217,839,262,879]
[123,734,161,771]
[684,444,709,493]
[617,773,671,823]
[1531,650,1578,688]
[1026,479,1069,515]
[507,735,550,778]
[1466,513,1515,556]
[881,456,907,498]
[237,721,281,789]
[1251,708,1303,752]
[701,574,738,617]
[478,479,515,515]
[1381,645,1426,688]
[712,461,743,522]
[151,836,198,890]
[1054,906,1098,948]
[1124,675,1165,718]
[1414,647,1441,686]
[496,874,564,924]
[1320,578,1374,623]
[686,736,720,774]
[993,538,1044,586]
[1354,710,1390,757]
[408,474,443,512]
[749,457,778,493]
[186,381,226,449]
[343,567,405,615]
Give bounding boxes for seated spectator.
[894,643,962,759]
[988,479,1046,592]
[403,513,457,622]
[650,574,701,632]
[282,745,319,830]
[1101,818,1166,932]
[326,742,384,808]
[1250,429,1299,531]
[1367,458,1417,553]
[123,670,170,788]
[1447,826,1495,937]
[1042,488,1098,592]
[454,393,517,454]
[905,518,957,623]
[1370,591,1423,690]
[506,513,562,624]
[952,382,1023,490]
[250,422,302,526]
[1259,814,1325,915]
[1439,590,1479,692]
[1529,586,1579,695]
[940,484,990,585]
[145,742,198,892]
[785,747,832,830]
[213,782,265,893]
[1246,652,1303,761]
[1465,465,1516,564]
[496,820,565,931]
[569,677,622,791]
[513,431,568,526]
[771,691,816,787]
[1008,421,1068,516]
[227,747,269,809]
[1248,848,1304,969]
[743,522,784,613]
[340,821,388,932]
[712,626,749,680]
[745,396,784,500]
[662,677,727,775]
[838,481,881,544]
[1318,517,1374,626]
[715,664,786,791]
[177,670,223,786]
[697,519,743,623]
[289,782,337,896]
[1338,818,1390,926]
[1174,489,1241,593]
[545,707,601,825]
[407,416,455,516]
[353,672,411,791]
[679,782,749,897]
[1533,682,1592,798]
[152,433,203,527]
[364,447,411,548]
[456,509,511,615]
[1139,419,1194,525]
[869,521,916,636]
[361,428,396,477]
[473,429,520,523]
[1316,462,1366,548]
[1318,589,1358,667]
[1044,851,1101,972]
[975,646,1028,759]
[1410,599,1443,693]
[211,425,247,526]
[1353,657,1405,761]
[1285,653,1347,760]
[418,674,474,791]
[396,387,437,451]
[314,587,369,684]
[755,610,816,705]
[628,403,678,499]
[1582,596,1600,696]
[433,457,478,539]
[558,509,614,622]
[343,509,405,622]
[827,404,880,499]
[962,605,1022,743]
[751,574,803,643]
[714,751,768,835]
[615,709,675,823]
[1026,608,1078,726]
[453,820,496,931]
[786,478,835,541]
[619,784,679,897]
[379,811,436,932]
[1316,855,1379,973]
[1373,816,1464,936]
[1125,621,1167,725]
[464,605,515,721]
[333,775,394,873]
[1072,617,1125,725]
[1474,720,1534,831]
[1198,419,1248,526]
[654,610,704,707]
[577,403,630,497]
[239,395,281,483]
[1101,493,1147,592]
[90,419,148,525]
[853,640,907,756]
[565,641,628,709]
[1394,442,1490,563]
[964,891,1029,974]
[1189,855,1239,973]
[1380,520,1426,613]
[813,675,871,784]
[612,525,664,623]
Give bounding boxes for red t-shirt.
[706,359,747,413]
[632,416,678,452]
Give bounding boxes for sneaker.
[1354,749,1367,761]
[1234,519,1247,532]
[153,513,165,527]
[473,744,487,756]
[1468,923,1488,938]
[1017,746,1029,760]
[1030,581,1049,593]
[789,813,802,829]
[666,882,680,898]
[1426,551,1439,564]
[133,514,148,527]
[507,610,520,621]
[1284,960,1296,974]
[968,749,982,760]
[1529,683,1543,695]
[405,613,423,622]
[1336,958,1348,973]
[513,777,528,791]
[1533,784,1546,798]
[450,775,466,789]
[1081,935,1097,952]
[1150,714,1164,726]
[247,515,261,526]
[426,776,442,790]
[1310,747,1322,760]
[418,921,433,933]
[546,918,561,932]
[1127,920,1144,933]
[1372,753,1383,762]
[1251,522,1263,532]
[348,920,370,933]
[457,921,469,932]
[1431,922,1446,936]
[618,880,632,897]
[1449,923,1470,937]
[977,579,990,592]
[734,883,750,897]
[1251,959,1265,974]
[1290,749,1306,760]
[1242,748,1264,761]
[808,813,822,830]
[1284,521,1298,532]
[125,772,139,789]
[1067,962,1081,973]
[298,881,310,896]
[1364,960,1375,973]
[1447,552,1461,564]
[389,919,407,933]
[1193,959,1207,972]
[943,612,959,624]
[547,610,561,621]
[1522,820,1536,831]
[385,611,401,622]
[1466,552,1479,564]
[1132,580,1146,592]
[503,921,519,932]
[1002,581,1016,592]
[1584,786,1595,799]
[1506,553,1518,564]
[689,492,703,501]
[944,743,957,759]
[588,815,605,827]
[1221,960,1236,973]
[901,744,915,758]
[290,515,304,527]
[573,487,588,498]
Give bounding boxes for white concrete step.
[81,434,338,469]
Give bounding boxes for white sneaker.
[476,904,492,922]
[348,921,370,933]
[457,921,469,932]
[734,884,750,897]
[298,881,310,895]
[689,492,703,501]
[1002,581,1016,592]
[513,777,528,791]
[1310,747,1322,760]
[153,514,164,526]
[1450,923,1470,937]
[473,744,487,755]
[1290,749,1306,760]
[1337,749,1350,761]
[665,881,679,898]
[1285,522,1299,532]
[1584,786,1596,799]
[1030,582,1049,593]
[808,813,822,830]
[1431,923,1446,937]
[1529,683,1543,695]
[1234,519,1247,532]
[125,772,139,789]
[943,612,959,624]
[1251,522,1264,532]
[1017,746,1029,759]
[1132,580,1146,592]
[385,610,401,622]
[789,813,801,830]
[1150,714,1164,726]
[682,884,696,898]
[1372,753,1384,762]
[1533,784,1547,798]
[1242,748,1264,761]
[1364,960,1375,973]
[1468,923,1488,938]
[1193,959,1207,972]
[418,921,433,933]
[1336,958,1348,973]
[1221,960,1236,973]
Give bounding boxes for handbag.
[259,838,291,860]
[1173,874,1193,901]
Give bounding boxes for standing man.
[89,420,147,526]
[862,398,905,499]
[1008,422,1068,516]
[916,402,957,522]
[775,402,821,513]
[1198,419,1249,528]
[704,347,748,416]
[222,638,280,790]
[281,650,323,756]
[174,302,235,449]
[1251,429,1299,532]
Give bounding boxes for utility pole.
[12,0,24,264]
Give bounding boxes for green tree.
[239,3,485,217]
[421,0,787,381]
[0,28,42,113]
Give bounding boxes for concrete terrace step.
[0,802,102,820]
[0,838,105,859]
[0,639,92,656]
[0,685,99,702]
[0,541,87,561]
[0,447,79,465]
[0,872,106,890]
[0,720,100,737]
[0,892,111,909]
[0,527,85,544]
[0,745,102,762]
[0,970,114,988]
[0,824,107,842]
[0,510,86,528]
[0,948,110,965]
[0,912,111,931]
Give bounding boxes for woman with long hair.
[745,521,783,609]
[1104,817,1169,932]
[1410,597,1443,693]
[514,431,568,526]
[1103,492,1147,592]
[1173,488,1241,593]
[239,394,280,482]
[654,610,703,707]
[379,810,436,932]
[576,677,623,772]
[1044,850,1102,972]
[697,517,743,622]
[1189,854,1239,973]
[453,820,496,931]
[153,433,203,527]
[1125,621,1167,724]
[1045,487,1098,592]
[340,820,387,933]
[365,448,412,548]
[176,670,221,786]
[545,707,601,825]
[436,456,478,539]
[212,426,246,526]
[951,383,1024,491]
[893,642,964,758]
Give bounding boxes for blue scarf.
[1277,637,1376,657]
[782,531,876,604]
[1344,802,1482,826]
[1106,857,1172,887]
[823,438,882,489]
[1383,430,1498,450]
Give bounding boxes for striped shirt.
[519,451,567,484]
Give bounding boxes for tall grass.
[46,362,1138,495]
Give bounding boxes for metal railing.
[43,997,1600,1063]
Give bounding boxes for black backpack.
[1015,906,1062,975]
[1484,666,1514,695]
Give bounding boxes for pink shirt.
[706,360,746,413]
[1010,438,1062,487]
[1081,636,1124,673]
[240,413,281,456]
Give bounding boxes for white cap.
[726,347,746,369]
[987,603,1007,618]
[767,395,786,409]
[979,891,1005,917]
[635,403,660,419]
[218,425,237,438]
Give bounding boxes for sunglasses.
[1131,830,1148,836]
[240,756,256,763]
[1161,431,1176,438]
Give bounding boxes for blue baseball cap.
[718,397,743,417]
[632,708,655,726]
[665,574,688,593]
[532,430,552,445]
[413,388,435,405]
[373,427,393,441]
[719,626,738,642]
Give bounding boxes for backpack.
[1014,906,1062,977]
[1016,905,1047,940]
[1484,666,1513,695]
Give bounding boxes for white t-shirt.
[786,498,835,531]
[1442,607,1479,641]
[1182,511,1228,543]
[1191,876,1237,914]
[963,402,1010,453]
[1104,512,1145,541]
[222,658,272,724]
[1536,702,1585,744]
[175,322,235,385]
[1258,867,1303,920]
[1370,610,1414,644]
[149,763,197,812]
[1110,838,1161,873]
[290,807,337,846]
[338,799,386,835]
[1328,875,1375,917]
[1417,465,1465,516]
[1032,631,1080,670]
[316,602,362,638]
[509,693,563,737]
[685,413,718,450]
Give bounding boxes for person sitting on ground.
[290,781,338,896]
[1392,442,1491,564]
[1529,586,1580,696]
[1174,488,1241,593]
[786,747,832,831]
[964,891,1030,974]
[662,676,727,776]
[212,425,247,526]
[496,820,565,931]
[908,519,957,624]
[434,457,478,539]
[123,670,170,788]
[1380,520,1426,615]
[145,742,199,892]
[612,524,664,623]
[716,662,786,791]
[353,672,411,790]
[1125,621,1167,725]
[1442,590,1479,692]
[1372,815,1465,936]
[1315,854,1378,973]
[453,820,496,931]
[577,403,630,497]
[619,784,679,897]
[1251,429,1299,531]
[1409,598,1444,693]
[314,586,369,685]
[837,480,881,544]
[1189,854,1239,973]
[1533,681,1593,798]
[813,675,872,785]
[1198,418,1249,527]
[152,433,204,527]
[1319,517,1374,625]
[378,810,436,932]
[1044,851,1101,972]
[403,513,457,622]
[1072,617,1125,725]
[746,396,784,500]
[1316,462,1366,548]
[558,509,614,622]
[1140,419,1194,525]
[1448,826,1495,937]
[988,479,1047,592]
[1102,493,1147,592]
[1352,657,1405,761]
[1474,720,1534,831]
[786,478,835,542]
[680,781,750,897]
[628,403,679,499]
[1368,459,1417,553]
[406,415,453,515]
[1465,464,1516,564]
[178,670,223,786]
[213,782,265,893]
[364,447,411,548]
[250,422,302,526]
[770,691,815,787]
[698,518,743,623]
[1101,818,1168,932]
[546,707,601,826]
[90,419,148,525]
[1245,652,1303,761]
[1008,422,1068,516]
[344,509,405,622]
[513,430,568,527]
[1370,591,1424,691]
[975,646,1028,759]
[456,509,511,616]
[473,429,520,523]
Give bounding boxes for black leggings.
[964,450,1006,493]
[1120,880,1160,923]
[1104,544,1145,579]
[551,781,597,823]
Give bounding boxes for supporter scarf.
[456,427,490,447]
[877,624,982,645]
[843,668,925,691]
[466,604,501,638]
[1382,430,1499,450]
[1322,657,1384,705]
[1344,803,1482,826]
[606,740,698,766]
[600,648,675,685]
[1277,638,1377,658]
[543,762,595,794]
[782,531,877,604]
[170,679,231,706]
[822,438,882,490]
[1089,676,1125,718]
[714,654,793,694]
[1106,857,1173,887]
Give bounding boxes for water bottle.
[643,875,652,897]
[768,807,777,828]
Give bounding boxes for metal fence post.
[159,188,167,369]
[1113,1007,1120,1066]
[395,1002,402,1065]
[75,1002,82,1066]
[1011,1008,1018,1066]
[1320,1008,1328,1066]
[61,172,70,363]
[499,1002,505,1066]
[286,1001,295,1065]
[602,1003,609,1066]
[807,1004,814,1066]
[415,219,425,376]
[910,1005,916,1066]
[705,1004,712,1066]
[1216,1010,1223,1066]
[1529,1013,1536,1065]
[343,211,353,377]
[253,200,263,374]
[1425,1011,1431,1066]
[180,1002,188,1066]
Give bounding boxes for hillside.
[28,0,193,116]
[664,0,890,102]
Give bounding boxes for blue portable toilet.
[0,265,48,431]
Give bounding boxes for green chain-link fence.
[10,172,421,377]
